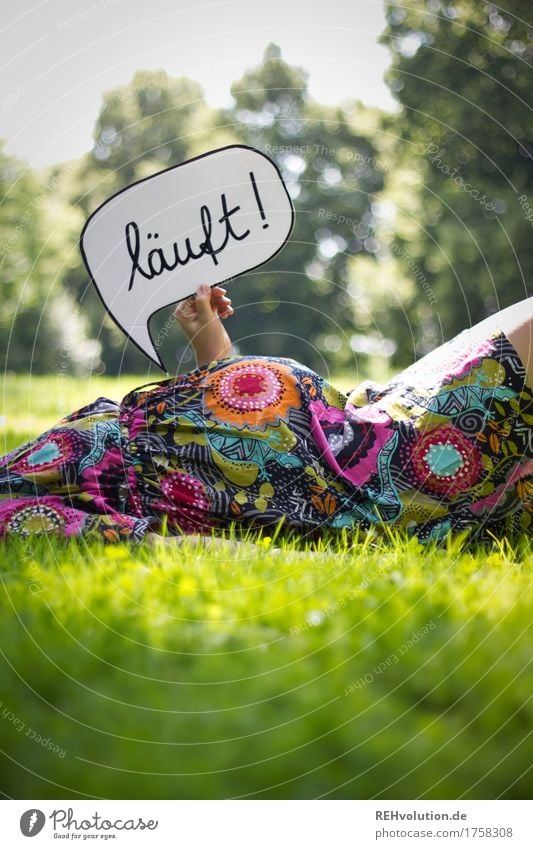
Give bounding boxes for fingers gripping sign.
[174,285,234,366]
[80,145,294,370]
[175,285,233,325]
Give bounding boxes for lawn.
[0,376,531,799]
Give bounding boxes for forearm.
[175,284,234,367]
[191,325,233,367]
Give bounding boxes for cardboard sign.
[80,145,294,369]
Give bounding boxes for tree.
[218,43,385,372]
[373,0,533,360]
[58,53,385,374]
[61,70,222,374]
[0,143,96,373]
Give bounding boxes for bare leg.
[402,296,533,390]
[464,296,533,386]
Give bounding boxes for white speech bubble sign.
[80,145,294,370]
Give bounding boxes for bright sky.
[1,0,396,168]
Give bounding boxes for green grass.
[0,373,148,453]
[0,376,531,799]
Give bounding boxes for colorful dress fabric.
[0,399,151,542]
[0,329,531,544]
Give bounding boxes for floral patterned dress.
[0,329,531,544]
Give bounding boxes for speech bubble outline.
[80,144,295,371]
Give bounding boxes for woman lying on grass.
[0,286,531,545]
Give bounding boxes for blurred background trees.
[0,143,98,373]
[1,3,532,376]
[222,43,384,374]
[366,0,533,361]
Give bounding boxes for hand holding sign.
[175,284,234,366]
[80,145,294,370]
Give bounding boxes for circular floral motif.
[11,431,85,475]
[220,368,282,411]
[160,471,208,507]
[402,425,482,498]
[204,360,300,426]
[153,470,212,534]
[6,501,66,537]
[425,443,463,477]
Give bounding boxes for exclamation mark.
[249,171,269,229]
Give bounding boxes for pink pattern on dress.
[0,495,85,537]
[152,470,213,533]
[440,336,497,382]
[402,332,497,385]
[121,406,147,440]
[79,446,128,513]
[309,399,394,486]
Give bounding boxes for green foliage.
[70,69,225,217]
[1,48,384,374]
[371,1,533,361]
[0,144,95,373]
[1,20,532,374]
[223,44,384,371]
[60,70,223,376]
